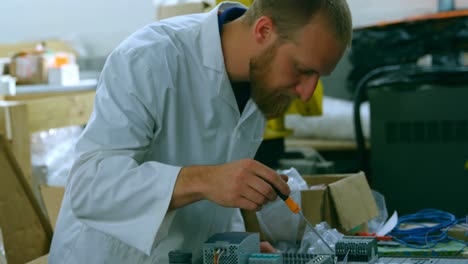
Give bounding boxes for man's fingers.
[244,160,291,197]
[238,197,262,211]
[246,175,277,201]
[260,241,277,253]
[241,185,269,207]
[280,174,289,182]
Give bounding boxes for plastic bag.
[0,227,6,264]
[256,168,308,243]
[367,190,388,234]
[299,222,343,254]
[31,126,83,186]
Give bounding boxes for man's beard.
[249,42,295,119]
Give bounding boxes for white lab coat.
[48,2,265,264]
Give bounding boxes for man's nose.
[295,75,319,101]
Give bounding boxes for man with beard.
[49,0,352,263]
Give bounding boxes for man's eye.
[297,68,315,76]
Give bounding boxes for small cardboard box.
[242,172,378,240]
[156,1,211,20]
[24,186,65,264]
[39,185,65,231]
[9,53,49,85]
[0,135,53,264]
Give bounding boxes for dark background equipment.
[349,7,468,217]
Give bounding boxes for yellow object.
[263,81,324,140]
[465,161,468,170]
[216,0,253,6]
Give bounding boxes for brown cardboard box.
[242,172,378,240]
[0,40,78,58]
[156,2,211,20]
[9,53,49,85]
[39,186,65,231]
[0,135,53,264]
[23,186,65,264]
[25,254,48,264]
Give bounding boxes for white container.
[48,64,80,86]
[0,75,16,95]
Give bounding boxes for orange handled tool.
[270,184,300,213]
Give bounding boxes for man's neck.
[221,18,252,82]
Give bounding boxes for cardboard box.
[39,185,65,231]
[23,186,64,264]
[156,1,211,20]
[0,135,52,264]
[242,172,378,241]
[25,254,48,264]
[9,53,50,85]
[0,40,78,59]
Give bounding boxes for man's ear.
[252,16,277,45]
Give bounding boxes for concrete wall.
[0,0,155,57]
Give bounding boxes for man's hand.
[260,241,277,253]
[169,159,290,210]
[200,159,290,211]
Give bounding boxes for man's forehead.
[291,20,345,76]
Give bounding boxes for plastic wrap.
[285,96,370,140]
[256,168,308,243]
[367,190,389,234]
[299,222,343,254]
[31,126,83,186]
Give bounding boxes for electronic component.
[248,253,283,264]
[281,253,335,264]
[305,255,334,264]
[335,236,378,263]
[203,232,260,264]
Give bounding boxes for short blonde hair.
[244,0,352,46]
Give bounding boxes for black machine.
[349,9,468,217]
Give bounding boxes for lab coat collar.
[200,2,254,118]
[200,2,245,73]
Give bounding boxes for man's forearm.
[168,165,210,210]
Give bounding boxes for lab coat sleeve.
[67,48,180,255]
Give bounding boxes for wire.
[389,209,468,249]
[214,249,225,264]
[214,249,219,264]
[218,249,225,264]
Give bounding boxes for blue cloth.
[218,7,247,33]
